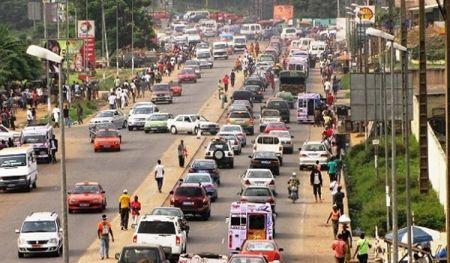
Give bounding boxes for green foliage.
[410,34,445,61]
[292,0,337,18]
[345,136,445,236]
[341,73,350,90]
[69,100,98,121]
[0,26,42,86]
[0,0,31,31]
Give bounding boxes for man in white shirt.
[154,160,164,193]
[108,93,117,109]
[52,106,60,128]
[26,108,33,125]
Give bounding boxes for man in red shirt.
[327,93,335,107]
[97,214,114,260]
[332,233,348,263]
[223,75,229,92]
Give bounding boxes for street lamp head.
[345,7,355,12]
[346,11,355,16]
[386,41,408,52]
[26,45,63,64]
[366,27,395,41]
[350,3,359,7]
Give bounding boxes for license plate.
[183,201,194,206]
[198,170,207,173]
[31,244,41,248]
[7,184,15,188]
[261,161,270,164]
[255,181,265,185]
[80,203,90,207]
[103,145,111,148]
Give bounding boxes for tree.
[292,0,338,18]
[0,26,42,86]
[0,0,31,31]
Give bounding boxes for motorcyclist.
[287,172,300,196]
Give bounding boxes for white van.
[309,41,326,59]
[240,23,262,39]
[253,134,283,164]
[232,35,247,52]
[299,37,315,51]
[213,42,229,60]
[280,27,297,41]
[0,146,38,191]
[196,49,214,68]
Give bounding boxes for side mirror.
[279,248,284,252]
[101,190,106,194]
[248,155,252,158]
[291,135,294,138]
[298,147,302,151]
[169,191,174,195]
[15,229,20,234]
[178,179,184,183]
[225,217,230,223]
[115,253,120,260]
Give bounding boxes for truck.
[279,70,306,95]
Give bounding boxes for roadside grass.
[340,73,350,90]
[68,100,99,121]
[345,136,445,236]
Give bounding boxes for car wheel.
[32,180,37,189]
[18,251,24,258]
[144,130,150,134]
[128,126,133,131]
[194,79,197,83]
[274,168,280,176]
[202,210,210,221]
[26,180,32,192]
[194,127,199,135]
[117,147,121,152]
[280,158,283,166]
[171,126,178,134]
[122,121,128,128]
[54,246,62,257]
[169,100,173,104]
[229,161,234,169]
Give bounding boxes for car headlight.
[48,238,58,244]
[69,198,77,204]
[18,237,26,245]
[92,199,101,204]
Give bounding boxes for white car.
[127,106,158,131]
[205,138,234,168]
[253,134,283,165]
[298,141,330,170]
[167,114,219,135]
[241,168,276,194]
[90,110,127,129]
[269,130,294,154]
[232,35,247,52]
[219,125,246,147]
[16,212,63,258]
[260,109,282,132]
[217,132,242,155]
[281,27,297,41]
[133,215,187,258]
[0,124,20,144]
[212,42,229,60]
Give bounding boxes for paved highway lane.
[0,58,237,262]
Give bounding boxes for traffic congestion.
[0,8,348,263]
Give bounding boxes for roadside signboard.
[355,5,375,24]
[273,5,294,22]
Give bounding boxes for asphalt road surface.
[0,57,237,263]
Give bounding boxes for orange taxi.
[93,129,121,152]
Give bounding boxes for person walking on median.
[154,160,165,193]
[223,74,229,92]
[49,135,58,164]
[52,105,60,128]
[326,204,341,239]
[310,165,323,202]
[130,195,141,228]
[177,140,187,167]
[333,186,346,215]
[97,214,114,260]
[332,234,348,263]
[217,79,224,99]
[26,107,33,126]
[119,189,131,230]
[353,232,370,263]
[76,103,83,124]
[63,105,71,127]
[230,70,236,88]
[328,157,338,182]
[341,224,352,262]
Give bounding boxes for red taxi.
[240,240,283,262]
[263,122,288,134]
[67,182,107,213]
[178,68,197,83]
[93,129,121,152]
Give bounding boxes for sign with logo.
[77,20,95,38]
[355,5,375,24]
[273,5,294,22]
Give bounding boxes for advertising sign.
[57,39,84,72]
[77,20,95,39]
[355,5,375,24]
[273,5,294,22]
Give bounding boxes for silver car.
[298,141,330,170]
[241,169,276,195]
[269,130,294,154]
[218,132,242,155]
[240,186,276,212]
[90,110,127,129]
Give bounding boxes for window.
[230,216,246,226]
[192,160,216,169]
[137,221,176,234]
[175,116,184,121]
[229,112,250,119]
[184,175,211,184]
[247,170,272,178]
[245,241,275,251]
[97,111,114,117]
[0,154,26,167]
[73,184,102,194]
[298,99,307,108]
[248,214,265,230]
[122,248,159,263]
[303,144,326,151]
[183,117,191,122]
[21,135,46,144]
[175,187,203,197]
[244,188,271,197]
[257,137,279,144]
[209,143,230,151]
[22,221,57,233]
[96,130,119,138]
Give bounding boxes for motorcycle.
[289,185,299,203]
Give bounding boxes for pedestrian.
[331,234,347,263]
[108,93,116,109]
[49,135,58,163]
[154,160,165,193]
[326,205,341,238]
[217,79,224,99]
[230,70,236,88]
[328,157,338,182]
[223,75,229,92]
[310,165,323,202]
[9,112,15,130]
[333,186,346,215]
[177,140,187,167]
[353,232,370,263]
[26,107,33,126]
[97,214,114,260]
[63,105,70,127]
[221,91,227,109]
[130,195,141,228]
[119,189,131,230]
[76,103,83,124]
[315,160,322,171]
[341,224,352,262]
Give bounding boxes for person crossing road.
[119,189,131,230]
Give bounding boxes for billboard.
[58,39,84,73]
[273,5,294,22]
[355,6,375,24]
[77,20,95,39]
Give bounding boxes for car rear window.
[229,112,250,118]
[248,214,266,230]
[245,241,275,251]
[230,216,247,226]
[137,221,176,234]
[303,144,326,151]
[268,101,288,109]
[256,136,279,144]
[230,258,265,263]
[247,170,272,178]
[244,188,271,197]
[192,160,215,169]
[262,110,279,117]
[175,186,203,197]
[122,247,159,263]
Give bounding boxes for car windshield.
[192,160,215,169]
[303,144,326,151]
[152,208,181,217]
[185,175,211,184]
[152,85,170,92]
[96,130,119,138]
[175,187,203,197]
[197,52,211,58]
[133,107,154,115]
[262,110,279,117]
[247,170,272,178]
[230,258,265,263]
[137,221,175,234]
[181,69,194,74]
[209,143,229,151]
[245,86,260,92]
[21,221,57,233]
[22,135,46,144]
[214,44,226,49]
[244,188,271,197]
[73,184,101,194]
[245,242,275,251]
[0,154,26,167]
[121,248,159,263]
[185,61,198,66]
[254,152,277,159]
[229,112,250,118]
[97,111,114,118]
[149,114,169,121]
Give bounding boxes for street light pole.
[390,40,398,263]
[131,0,135,77]
[116,0,119,77]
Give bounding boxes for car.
[169,81,183,96]
[150,207,190,237]
[226,111,254,135]
[264,98,290,123]
[170,183,211,220]
[259,109,282,132]
[253,135,283,165]
[228,254,269,263]
[132,215,187,260]
[240,240,283,262]
[90,110,127,129]
[219,125,246,147]
[182,173,218,201]
[242,85,264,102]
[115,244,170,263]
[269,130,294,154]
[248,151,280,175]
[213,42,229,59]
[0,146,38,191]
[189,159,220,185]
[0,124,19,145]
[151,83,173,104]
[185,65,201,78]
[167,114,219,135]
[128,106,158,131]
[232,100,253,113]
[67,182,107,213]
[299,141,330,170]
[241,168,276,194]
[263,122,288,134]
[228,104,251,116]
[205,138,234,168]
[218,132,242,155]
[231,91,254,105]
[255,61,271,72]
[16,212,63,258]
[93,129,121,152]
[240,186,276,212]
[276,91,295,109]
[178,68,197,83]
[144,113,173,133]
[20,124,54,163]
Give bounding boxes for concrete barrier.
[427,122,447,209]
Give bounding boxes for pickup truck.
[279,70,306,95]
[167,114,219,135]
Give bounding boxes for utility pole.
[116,0,119,77]
[43,0,51,123]
[131,0,135,77]
[444,0,450,262]
[101,0,110,68]
[390,40,398,263]
[66,0,69,38]
[364,37,369,151]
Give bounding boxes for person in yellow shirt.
[119,189,131,230]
